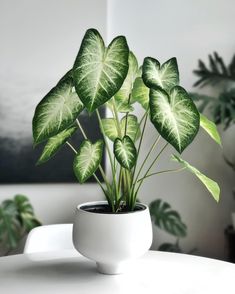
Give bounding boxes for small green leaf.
[114,135,137,169]
[101,115,140,142]
[142,57,179,91]
[114,51,139,111]
[158,242,182,253]
[33,79,84,144]
[131,77,150,110]
[149,199,187,237]
[73,29,129,112]
[37,127,77,165]
[171,155,220,202]
[73,139,104,183]
[150,86,200,153]
[200,114,222,146]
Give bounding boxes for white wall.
[108,0,235,259]
[0,0,107,222]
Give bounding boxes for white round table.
[0,250,234,294]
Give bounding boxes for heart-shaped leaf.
[113,51,139,112]
[149,199,187,237]
[33,79,84,144]
[101,115,140,142]
[73,139,104,183]
[142,57,179,91]
[150,86,200,153]
[131,77,150,110]
[200,114,222,146]
[114,135,137,169]
[73,29,129,113]
[37,127,77,165]
[171,155,220,202]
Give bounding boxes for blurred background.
[0,0,235,260]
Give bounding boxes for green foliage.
[73,29,129,113]
[149,86,200,153]
[192,52,235,129]
[73,140,104,183]
[33,28,221,213]
[193,52,235,88]
[200,114,222,146]
[114,135,137,169]
[158,242,182,253]
[172,155,220,202]
[149,199,187,237]
[0,195,41,253]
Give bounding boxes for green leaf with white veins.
[101,115,140,142]
[37,127,77,165]
[142,57,179,91]
[131,77,150,110]
[172,155,220,202]
[73,140,104,183]
[200,114,222,146]
[150,86,200,153]
[114,135,137,169]
[73,29,129,112]
[114,52,139,111]
[33,79,84,144]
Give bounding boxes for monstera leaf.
[33,79,84,144]
[131,77,150,110]
[0,195,41,250]
[149,199,187,237]
[114,135,137,169]
[172,155,220,202]
[113,52,139,112]
[73,139,104,183]
[200,114,222,146]
[149,86,200,153]
[101,115,140,142]
[73,29,129,112]
[142,57,179,91]
[37,127,77,165]
[13,195,41,231]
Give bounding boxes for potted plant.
[33,28,221,274]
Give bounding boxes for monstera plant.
[33,28,221,213]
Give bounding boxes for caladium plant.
[33,28,221,212]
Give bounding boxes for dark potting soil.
[81,203,145,214]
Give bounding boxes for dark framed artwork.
[0,0,106,183]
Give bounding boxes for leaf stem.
[134,142,169,197]
[137,167,186,182]
[66,141,77,154]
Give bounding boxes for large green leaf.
[131,77,150,110]
[114,135,137,169]
[172,155,220,202]
[113,51,139,112]
[142,57,179,91]
[73,139,104,183]
[200,114,222,146]
[37,127,77,165]
[73,29,129,113]
[13,195,41,231]
[101,115,140,142]
[0,200,21,249]
[150,86,200,153]
[33,79,84,144]
[149,199,187,237]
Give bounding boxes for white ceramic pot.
[72,201,152,275]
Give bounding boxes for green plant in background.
[33,28,221,213]
[191,52,235,129]
[150,199,186,253]
[0,195,41,255]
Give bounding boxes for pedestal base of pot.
[96,262,125,275]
